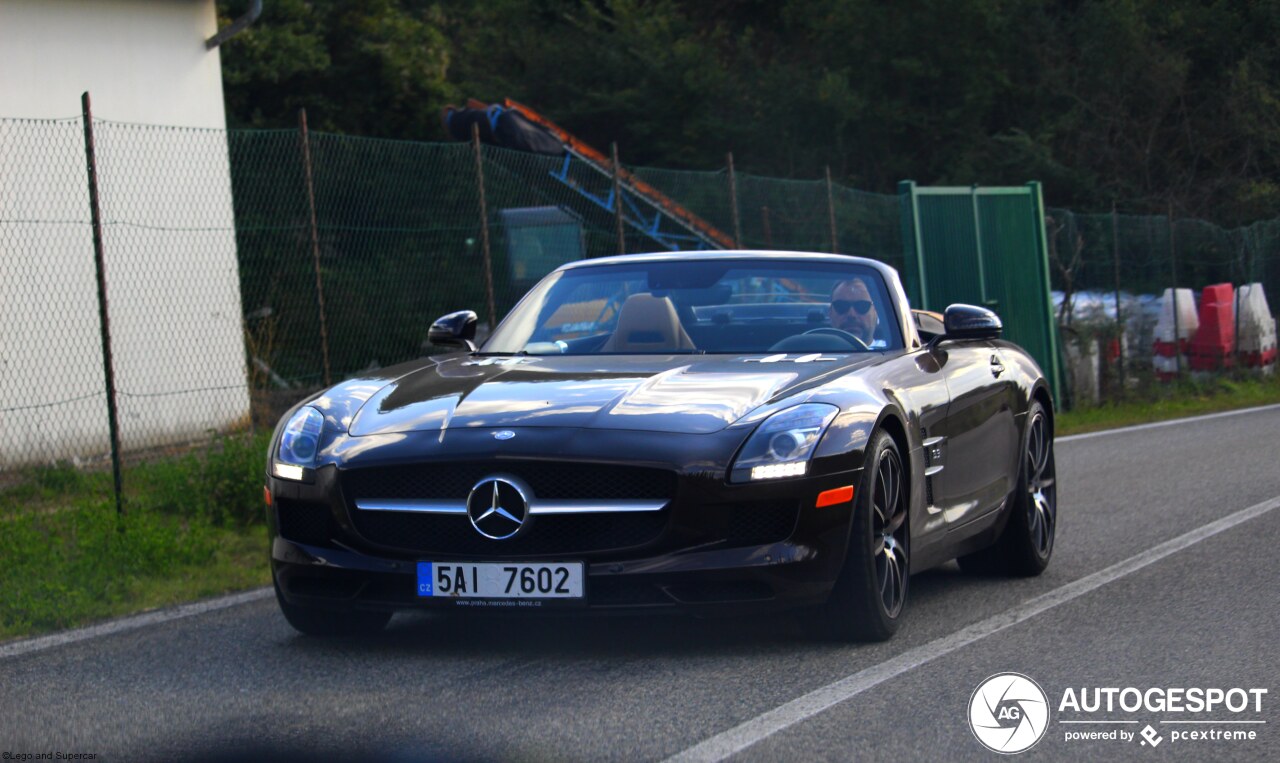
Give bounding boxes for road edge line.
[0,586,272,661]
[664,494,1280,763]
[1057,402,1280,443]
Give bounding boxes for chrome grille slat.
[341,462,676,556]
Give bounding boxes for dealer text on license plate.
[416,562,584,599]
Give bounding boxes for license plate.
[417,562,584,600]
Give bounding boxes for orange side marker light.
[816,485,854,508]
[264,486,273,507]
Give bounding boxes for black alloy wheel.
[958,399,1056,576]
[1023,406,1056,562]
[822,428,909,641]
[873,444,909,617]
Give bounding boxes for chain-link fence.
[1044,208,1280,406]
[3,112,1280,503]
[1,116,250,498]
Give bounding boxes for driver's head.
[829,278,878,344]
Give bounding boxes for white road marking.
[665,493,1280,763]
[0,587,272,660]
[1056,402,1280,443]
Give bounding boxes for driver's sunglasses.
[831,299,873,316]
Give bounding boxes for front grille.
[665,581,773,603]
[590,577,672,606]
[277,498,333,547]
[285,576,362,599]
[342,462,676,557]
[350,510,668,556]
[342,462,674,501]
[719,501,801,546]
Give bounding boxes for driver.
[828,278,879,345]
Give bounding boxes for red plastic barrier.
[1189,283,1235,371]
[1243,348,1278,366]
[1153,339,1191,358]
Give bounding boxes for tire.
[958,400,1056,577]
[822,428,909,642]
[274,579,392,637]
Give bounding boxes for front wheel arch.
[958,397,1056,576]
[820,426,910,642]
[1031,383,1055,436]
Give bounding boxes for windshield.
[482,259,903,355]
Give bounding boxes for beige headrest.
[601,293,696,352]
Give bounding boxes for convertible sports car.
[266,251,1057,641]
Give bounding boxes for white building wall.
[0,0,229,126]
[0,0,250,467]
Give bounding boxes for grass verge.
[1057,372,1280,436]
[0,431,273,642]
[0,503,268,640]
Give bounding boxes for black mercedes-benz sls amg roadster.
[266,251,1057,641]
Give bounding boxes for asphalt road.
[3,406,1279,762]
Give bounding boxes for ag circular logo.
[968,672,1050,754]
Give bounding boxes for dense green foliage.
[217,0,1280,225]
[2,431,273,528]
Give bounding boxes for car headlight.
[730,403,839,483]
[273,406,324,481]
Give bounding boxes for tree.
[217,0,1280,224]
[218,0,454,137]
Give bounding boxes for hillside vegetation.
[218,0,1280,225]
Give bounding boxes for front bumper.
[273,533,836,617]
[268,428,863,618]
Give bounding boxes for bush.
[140,430,272,526]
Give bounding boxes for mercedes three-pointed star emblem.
[466,476,531,540]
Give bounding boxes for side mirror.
[939,304,1002,343]
[428,310,479,352]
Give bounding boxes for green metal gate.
[899,181,1063,408]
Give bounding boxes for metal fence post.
[80,92,124,518]
[825,166,839,254]
[1168,202,1180,376]
[970,185,989,305]
[1027,182,1063,411]
[298,108,333,387]
[1112,202,1125,390]
[761,206,773,247]
[898,180,927,309]
[727,152,742,248]
[471,123,498,334]
[611,143,626,255]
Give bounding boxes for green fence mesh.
[3,115,1280,492]
[1043,208,1280,403]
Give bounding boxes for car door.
[929,339,1020,527]
[880,346,953,546]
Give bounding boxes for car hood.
[347,353,877,436]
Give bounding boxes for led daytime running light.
[751,462,808,480]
